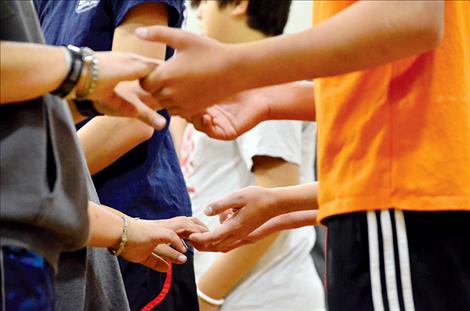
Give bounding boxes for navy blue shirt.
[34,0,192,220]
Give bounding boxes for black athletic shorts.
[326,209,470,311]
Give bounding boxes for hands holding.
[135,26,243,117]
[188,183,320,253]
[119,216,208,272]
[189,186,278,253]
[87,52,167,129]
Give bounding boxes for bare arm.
[138,1,444,115]
[1,41,167,128]
[190,182,319,252]
[191,81,315,141]
[78,3,168,175]
[236,1,444,89]
[197,157,300,303]
[169,116,188,159]
[0,42,68,103]
[87,201,209,271]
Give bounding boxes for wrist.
[265,187,285,218]
[49,47,71,94]
[108,216,129,256]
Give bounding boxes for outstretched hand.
[188,87,270,141]
[188,186,277,252]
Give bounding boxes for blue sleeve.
[108,0,185,28]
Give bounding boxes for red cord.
[140,262,173,311]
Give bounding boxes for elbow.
[421,17,444,50]
[136,123,155,143]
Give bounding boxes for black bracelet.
[51,45,84,98]
[73,99,104,117]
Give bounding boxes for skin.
[132,0,444,250]
[172,2,305,309]
[78,2,168,175]
[0,41,166,129]
[190,183,319,253]
[87,201,208,272]
[135,1,443,117]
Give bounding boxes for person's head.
[191,0,291,43]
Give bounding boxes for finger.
[153,244,187,264]
[135,26,193,50]
[204,193,245,216]
[188,220,238,245]
[162,230,186,254]
[219,210,234,224]
[134,102,167,129]
[140,67,162,93]
[142,252,170,273]
[189,217,209,229]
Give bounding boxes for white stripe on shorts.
[367,211,385,311]
[394,210,416,311]
[381,210,401,311]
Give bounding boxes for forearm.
[77,3,168,175]
[0,41,68,104]
[87,201,123,249]
[264,81,315,122]
[264,210,319,231]
[235,1,444,90]
[78,116,153,175]
[169,116,188,159]
[197,233,279,299]
[199,158,299,298]
[268,183,319,218]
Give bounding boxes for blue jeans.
[0,246,55,311]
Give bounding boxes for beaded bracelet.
[108,216,129,257]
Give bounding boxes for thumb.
[204,193,244,216]
[135,26,192,50]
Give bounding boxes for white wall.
[183,0,313,35]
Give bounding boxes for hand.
[213,210,320,251]
[135,26,243,116]
[189,186,277,252]
[188,87,270,141]
[198,298,220,311]
[120,216,208,272]
[88,52,165,128]
[156,216,210,239]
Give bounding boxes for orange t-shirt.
[313,1,470,222]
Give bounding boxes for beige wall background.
[183,0,313,35]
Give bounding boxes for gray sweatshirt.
[0,0,89,272]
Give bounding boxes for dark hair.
[191,0,292,36]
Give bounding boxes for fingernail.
[177,255,187,263]
[135,27,148,38]
[204,206,213,216]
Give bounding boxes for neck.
[222,25,267,43]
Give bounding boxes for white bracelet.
[197,287,225,306]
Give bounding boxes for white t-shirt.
[180,120,325,311]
